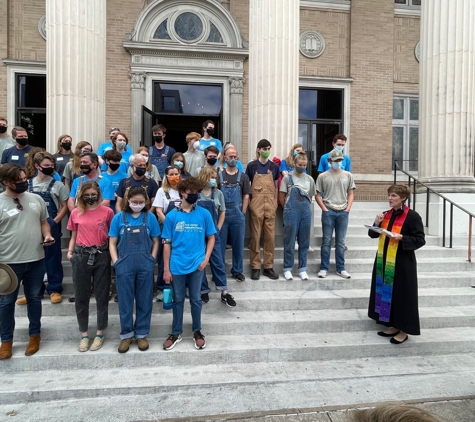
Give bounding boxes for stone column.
[46,0,106,152]
[229,77,245,155]
[419,0,475,192]
[130,72,146,151]
[248,0,299,160]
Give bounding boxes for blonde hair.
[350,404,449,422]
[162,165,180,193]
[197,165,217,186]
[136,146,152,171]
[76,181,102,216]
[73,141,92,175]
[293,151,308,165]
[284,143,304,168]
[56,134,73,154]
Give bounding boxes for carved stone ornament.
[38,15,46,41]
[299,30,325,59]
[229,77,244,94]
[129,72,146,89]
[415,41,421,63]
[123,30,137,42]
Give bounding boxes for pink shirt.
[67,205,114,247]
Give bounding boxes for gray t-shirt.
[29,177,69,210]
[280,172,316,206]
[316,170,356,211]
[185,150,206,177]
[0,192,48,264]
[0,136,15,158]
[198,188,226,215]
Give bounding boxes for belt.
[75,242,109,265]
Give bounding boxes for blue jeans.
[283,203,312,272]
[114,254,155,340]
[172,269,203,335]
[201,233,228,294]
[43,218,63,294]
[220,208,245,276]
[321,209,349,272]
[0,259,45,341]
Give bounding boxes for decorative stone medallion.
[299,30,325,59]
[38,15,46,40]
[415,41,421,62]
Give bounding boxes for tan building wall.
[0,1,9,117]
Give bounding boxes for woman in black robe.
[368,185,425,344]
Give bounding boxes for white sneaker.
[284,271,293,280]
[43,272,48,282]
[336,270,351,279]
[299,271,309,280]
[294,241,299,251]
[317,270,328,278]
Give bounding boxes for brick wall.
[0,1,9,117]
[354,182,391,202]
[394,15,420,87]
[300,8,350,78]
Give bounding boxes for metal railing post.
[425,188,429,228]
[468,216,472,262]
[450,203,453,248]
[442,199,446,247]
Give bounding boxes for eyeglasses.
[13,198,23,211]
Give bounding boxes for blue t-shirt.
[101,171,127,212]
[279,159,307,174]
[101,150,132,173]
[1,145,34,167]
[109,211,160,239]
[199,138,222,153]
[69,175,115,200]
[318,152,351,172]
[97,142,132,157]
[245,159,280,183]
[161,206,216,275]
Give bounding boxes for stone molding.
[299,30,325,59]
[129,72,146,89]
[38,15,46,40]
[229,77,244,94]
[414,41,420,62]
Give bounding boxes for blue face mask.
[208,179,217,188]
[293,151,300,158]
[174,161,184,169]
[335,145,344,152]
[331,162,342,170]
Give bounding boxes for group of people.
[0,115,425,358]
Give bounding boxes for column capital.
[129,72,146,90]
[229,77,245,94]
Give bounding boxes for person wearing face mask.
[53,134,74,180]
[115,154,158,214]
[199,120,222,153]
[101,150,128,213]
[0,164,54,360]
[317,134,351,174]
[218,147,250,282]
[63,141,95,191]
[183,132,205,177]
[1,126,34,168]
[126,147,162,184]
[280,144,307,177]
[278,152,316,281]
[67,181,114,352]
[97,127,133,167]
[0,117,15,159]
[193,146,220,177]
[109,187,160,353]
[101,132,132,174]
[171,152,191,179]
[316,149,356,279]
[67,152,115,212]
[245,139,281,280]
[149,124,176,179]
[24,147,62,182]
[196,167,236,307]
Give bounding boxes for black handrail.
[393,160,474,261]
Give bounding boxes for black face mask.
[153,135,163,144]
[16,138,28,146]
[206,128,214,136]
[134,167,147,177]
[39,167,55,176]
[80,164,93,175]
[185,193,199,205]
[62,142,72,151]
[83,196,99,206]
[13,181,29,194]
[108,163,120,171]
[207,157,217,166]
[0,126,7,134]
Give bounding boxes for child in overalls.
[109,186,160,353]
[196,167,236,307]
[278,152,316,281]
[153,165,181,301]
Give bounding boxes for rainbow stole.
[375,205,409,322]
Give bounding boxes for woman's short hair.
[388,184,411,200]
[76,181,102,215]
[121,186,150,212]
[0,163,25,184]
[197,165,217,186]
[350,403,449,422]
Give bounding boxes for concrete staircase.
[1,202,475,422]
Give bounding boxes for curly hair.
[176,176,204,194]
[350,403,449,422]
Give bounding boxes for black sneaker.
[221,293,236,307]
[68,295,75,303]
[263,268,279,280]
[201,293,209,303]
[114,294,118,303]
[233,273,245,282]
[251,269,260,280]
[193,331,206,350]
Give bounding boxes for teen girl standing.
[67,181,114,352]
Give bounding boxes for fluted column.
[130,72,146,151]
[229,77,245,155]
[248,0,299,160]
[419,0,475,192]
[46,0,106,152]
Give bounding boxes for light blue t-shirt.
[101,170,127,212]
[109,211,160,239]
[161,206,216,275]
[69,175,115,200]
[279,159,307,174]
[97,142,132,157]
[199,138,222,153]
[318,152,351,172]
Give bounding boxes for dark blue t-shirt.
[1,145,34,167]
[245,159,280,183]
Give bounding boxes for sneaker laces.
[194,331,205,340]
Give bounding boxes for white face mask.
[141,155,149,163]
[193,141,200,150]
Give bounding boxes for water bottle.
[163,286,173,310]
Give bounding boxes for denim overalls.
[197,189,228,294]
[114,211,155,340]
[28,178,63,295]
[282,174,312,273]
[149,146,169,179]
[218,171,245,276]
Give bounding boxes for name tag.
[57,157,63,161]
[11,155,19,160]
[132,229,140,233]
[210,142,216,146]
[7,209,19,217]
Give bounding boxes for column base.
[417,177,475,194]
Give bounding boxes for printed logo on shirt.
[29,202,38,210]
[175,221,202,233]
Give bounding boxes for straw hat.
[0,264,18,295]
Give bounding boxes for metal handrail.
[393,160,474,262]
